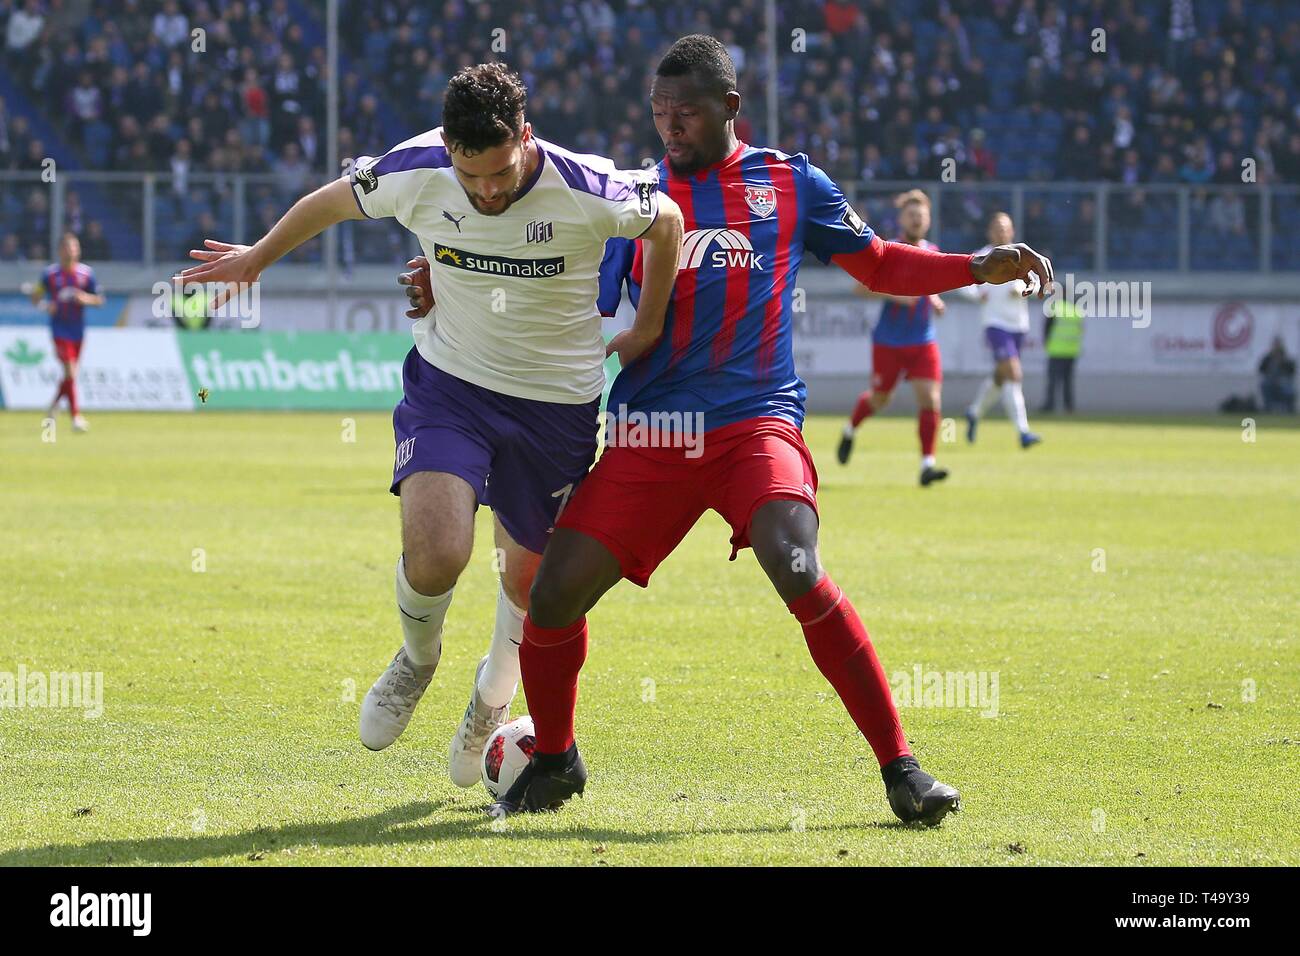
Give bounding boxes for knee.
[402,540,471,596]
[527,560,589,629]
[500,565,534,611]
[872,390,893,410]
[750,503,824,603]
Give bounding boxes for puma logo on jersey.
[443,210,466,232]
[679,228,764,272]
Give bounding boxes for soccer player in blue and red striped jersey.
[838,189,952,485]
[486,35,1053,825]
[29,232,104,432]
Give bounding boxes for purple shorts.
[985,327,1025,363]
[390,348,600,554]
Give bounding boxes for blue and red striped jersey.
[871,239,939,347]
[38,263,97,342]
[599,143,874,431]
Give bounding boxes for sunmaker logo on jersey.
[679,229,765,272]
[432,242,565,278]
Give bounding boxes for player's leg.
[361,350,495,751]
[450,386,602,785]
[838,345,900,465]
[966,330,1005,443]
[484,529,625,816]
[1000,352,1040,447]
[750,501,960,825]
[445,515,541,786]
[65,353,88,431]
[727,423,959,825]
[360,470,476,751]
[1062,357,1076,412]
[489,445,704,816]
[910,373,947,486]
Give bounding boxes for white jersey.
[954,245,1030,333]
[350,127,659,403]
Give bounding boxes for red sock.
[520,615,588,754]
[850,391,875,427]
[918,408,939,457]
[66,376,80,416]
[52,379,68,409]
[788,576,911,767]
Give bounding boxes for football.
[481,716,537,799]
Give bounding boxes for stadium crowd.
[1,0,1298,264]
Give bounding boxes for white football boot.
[72,414,89,432]
[447,656,511,787]
[359,647,436,751]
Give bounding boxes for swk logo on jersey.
[433,242,565,278]
[679,228,764,271]
[525,220,553,243]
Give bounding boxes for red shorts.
[53,337,83,363]
[557,416,819,587]
[871,341,941,392]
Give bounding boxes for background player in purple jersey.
[28,232,103,433]
[838,190,952,485]
[475,35,1054,825]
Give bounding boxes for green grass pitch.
[1,410,1297,866]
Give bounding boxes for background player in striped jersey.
[176,64,683,787]
[958,211,1042,448]
[479,35,1053,824]
[28,232,104,433]
[837,190,952,486]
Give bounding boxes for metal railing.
[3,171,1298,274]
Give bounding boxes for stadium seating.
[0,0,1296,268]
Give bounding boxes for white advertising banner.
[791,297,1300,377]
[0,326,193,410]
[110,291,1300,380]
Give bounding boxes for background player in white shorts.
[958,211,1042,448]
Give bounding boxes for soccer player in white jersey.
[959,211,1042,448]
[175,64,684,784]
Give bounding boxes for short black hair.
[442,63,527,155]
[655,34,737,97]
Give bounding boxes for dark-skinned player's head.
[442,63,534,216]
[652,35,740,175]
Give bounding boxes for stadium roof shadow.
[0,801,903,866]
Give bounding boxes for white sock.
[970,377,998,418]
[1002,381,1029,433]
[477,586,524,708]
[842,422,855,439]
[395,554,453,668]
[922,454,936,469]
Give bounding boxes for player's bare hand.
[929,294,946,315]
[174,239,263,309]
[970,243,1054,297]
[397,256,434,319]
[606,328,657,367]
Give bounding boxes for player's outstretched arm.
[175,177,365,305]
[834,235,1053,299]
[606,193,683,368]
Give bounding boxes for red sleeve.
[830,235,976,295]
